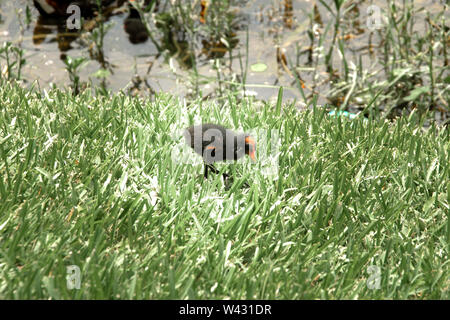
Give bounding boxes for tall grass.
[0,82,448,299]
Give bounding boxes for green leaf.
[443,75,450,84]
[250,62,267,72]
[92,69,111,79]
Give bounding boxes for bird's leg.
[205,164,230,181]
[216,166,232,184]
[204,164,219,179]
[205,164,249,188]
[210,165,230,180]
[204,164,209,179]
[207,164,220,174]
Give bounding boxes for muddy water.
[0,0,447,107]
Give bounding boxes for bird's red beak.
[245,136,256,162]
[249,150,256,162]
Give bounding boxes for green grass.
[0,81,448,299]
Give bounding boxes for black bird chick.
[183,123,256,179]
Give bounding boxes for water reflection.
[124,4,148,44]
[32,0,147,59]
[30,1,242,66]
[0,0,447,122]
